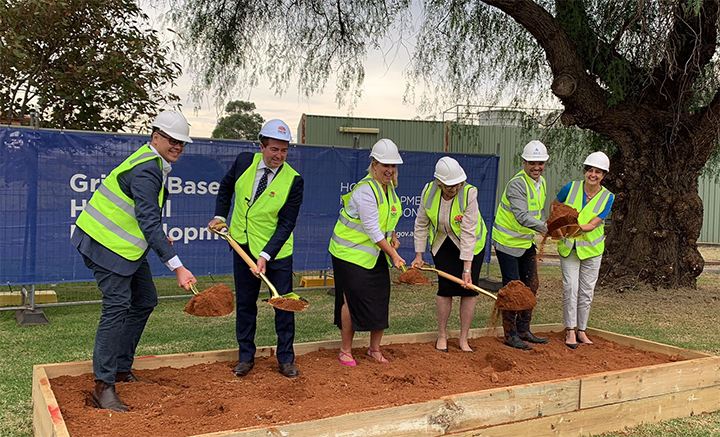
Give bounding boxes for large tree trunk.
[600,110,714,291]
[600,134,705,289]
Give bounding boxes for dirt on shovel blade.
[546,203,579,235]
[396,268,434,285]
[184,284,234,317]
[494,280,537,311]
[268,297,309,312]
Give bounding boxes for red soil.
[183,284,234,317]
[546,203,579,235]
[50,331,682,437]
[494,279,537,311]
[396,268,434,285]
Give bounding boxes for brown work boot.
[91,381,129,412]
[115,371,146,383]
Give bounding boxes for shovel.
[208,224,309,312]
[547,224,583,241]
[415,262,497,301]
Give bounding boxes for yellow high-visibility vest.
[329,174,401,269]
[75,144,164,260]
[421,181,487,255]
[492,170,546,249]
[229,153,298,260]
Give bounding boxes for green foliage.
[211,100,264,140]
[0,0,182,131]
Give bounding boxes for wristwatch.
[463,269,472,273]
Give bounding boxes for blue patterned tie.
[254,168,272,202]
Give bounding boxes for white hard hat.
[434,156,466,185]
[521,140,549,162]
[151,110,192,143]
[370,139,403,164]
[583,151,610,172]
[259,119,292,142]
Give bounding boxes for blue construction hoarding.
[0,127,499,285]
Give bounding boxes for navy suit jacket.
[72,156,175,276]
[214,152,304,261]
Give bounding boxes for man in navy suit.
[208,119,304,378]
[72,110,197,411]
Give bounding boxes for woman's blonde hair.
[368,159,399,188]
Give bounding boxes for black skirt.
[332,254,390,331]
[432,238,485,297]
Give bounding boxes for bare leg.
[458,296,477,351]
[340,297,355,359]
[367,330,388,362]
[436,295,452,350]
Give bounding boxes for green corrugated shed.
[299,113,720,243]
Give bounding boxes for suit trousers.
[82,254,158,385]
[560,249,601,330]
[496,246,538,339]
[233,247,295,365]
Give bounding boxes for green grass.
[1,266,719,437]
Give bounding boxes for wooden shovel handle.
[419,263,497,300]
[208,224,280,299]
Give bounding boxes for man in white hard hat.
[209,119,304,378]
[492,140,550,351]
[72,110,197,411]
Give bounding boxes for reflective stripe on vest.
[492,170,546,249]
[75,144,164,260]
[228,153,298,260]
[422,182,487,255]
[557,181,612,259]
[328,174,401,269]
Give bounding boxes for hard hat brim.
[521,153,549,162]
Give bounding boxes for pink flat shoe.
[366,349,389,363]
[338,350,356,366]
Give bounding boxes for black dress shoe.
[115,371,145,383]
[91,381,129,412]
[565,342,578,349]
[577,330,595,345]
[504,335,533,350]
[278,362,299,378]
[518,331,548,344]
[233,361,255,377]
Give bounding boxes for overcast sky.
[176,57,423,139]
[148,6,425,140]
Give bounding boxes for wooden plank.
[584,328,711,359]
[581,356,720,408]
[445,385,720,437]
[33,324,718,437]
[193,399,451,437]
[441,379,580,433]
[32,366,69,437]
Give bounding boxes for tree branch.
[480,0,609,126]
[647,1,719,109]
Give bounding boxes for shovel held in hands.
[416,262,497,301]
[208,224,309,312]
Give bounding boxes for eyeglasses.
[440,182,462,190]
[156,131,185,147]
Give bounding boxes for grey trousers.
[560,249,601,330]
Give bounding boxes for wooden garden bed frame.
[33,323,720,437]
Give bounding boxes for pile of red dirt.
[494,280,536,311]
[183,284,234,317]
[396,268,434,285]
[546,203,579,235]
[49,332,684,437]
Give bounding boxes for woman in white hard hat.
[549,151,614,348]
[329,139,406,366]
[412,157,487,353]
